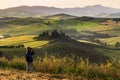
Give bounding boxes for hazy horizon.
[0,0,120,9]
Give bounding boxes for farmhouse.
[0,35,3,39]
[0,35,11,39]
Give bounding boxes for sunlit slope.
[0,35,119,60]
[45,13,76,20]
[0,36,49,47]
[0,20,113,36]
[1,18,120,46]
[99,37,120,45]
[98,25,120,37]
[0,24,51,36]
[0,36,120,60]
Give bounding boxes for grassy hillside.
[0,17,120,80]
[0,24,52,36]
[99,37,120,45]
[0,17,120,59]
[0,36,49,47]
[0,35,109,63]
[0,56,120,80]
[97,47,120,60]
[0,35,120,60]
[44,13,76,20]
[0,18,113,37]
[41,37,110,63]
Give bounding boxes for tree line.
[0,44,24,48]
[35,29,67,40]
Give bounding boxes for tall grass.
[0,55,120,79]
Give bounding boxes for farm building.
[0,35,11,39]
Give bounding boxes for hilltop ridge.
[0,5,120,17]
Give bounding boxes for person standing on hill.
[25,47,34,73]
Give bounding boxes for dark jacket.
[26,49,34,62]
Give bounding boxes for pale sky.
[0,0,120,9]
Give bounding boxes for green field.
[0,17,120,59]
[0,36,49,47]
[0,18,114,36]
[0,17,120,79]
[99,37,120,45]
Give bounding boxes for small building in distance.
[0,35,11,39]
[0,35,4,39]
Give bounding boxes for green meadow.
[0,16,120,79]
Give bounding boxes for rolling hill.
[0,17,108,36]
[44,13,76,20]
[41,36,110,63]
[0,17,120,42]
[0,17,120,61]
[0,5,120,17]
[0,35,110,63]
[0,5,120,79]
[0,36,49,47]
[108,12,120,18]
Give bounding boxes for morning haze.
[0,0,120,9]
[0,0,120,80]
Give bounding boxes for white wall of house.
[0,36,4,39]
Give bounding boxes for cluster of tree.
[115,42,120,47]
[0,44,24,48]
[35,30,66,40]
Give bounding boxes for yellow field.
[24,41,49,48]
[0,36,49,48]
[99,37,120,45]
[87,25,114,32]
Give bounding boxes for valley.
[0,15,120,79]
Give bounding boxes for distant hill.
[41,36,110,63]
[0,5,120,17]
[108,12,120,18]
[0,6,63,17]
[44,13,76,20]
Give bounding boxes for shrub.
[0,57,9,68]
[0,55,120,79]
[9,56,26,70]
